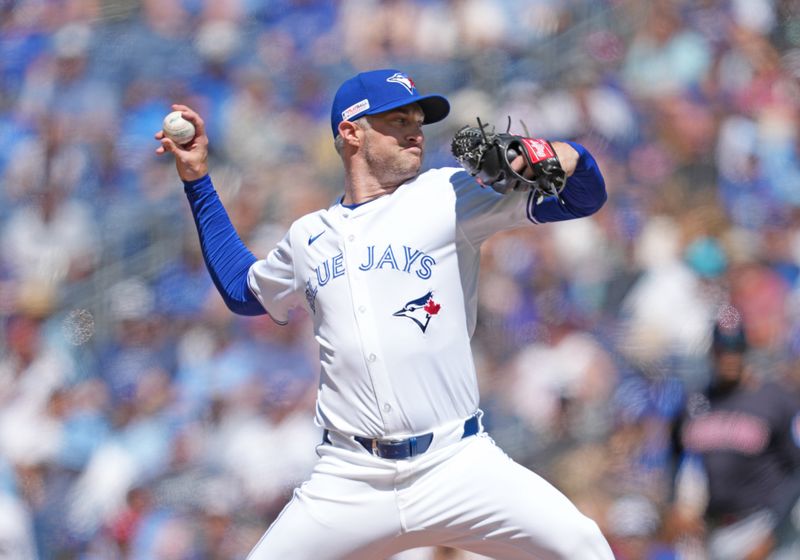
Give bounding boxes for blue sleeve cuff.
[183,174,213,194]
[528,141,607,223]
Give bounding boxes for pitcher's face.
[362,104,425,185]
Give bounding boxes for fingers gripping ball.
[162,111,196,146]
[451,118,566,197]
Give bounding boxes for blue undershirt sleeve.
[183,174,266,316]
[530,141,607,223]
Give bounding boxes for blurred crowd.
[1,0,800,558]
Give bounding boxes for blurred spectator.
[17,23,117,142]
[0,312,74,466]
[502,301,617,457]
[57,379,112,472]
[96,279,174,404]
[617,215,713,374]
[670,308,800,560]
[621,1,712,99]
[1,182,99,302]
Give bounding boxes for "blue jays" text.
[314,244,436,286]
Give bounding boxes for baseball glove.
[451,118,567,197]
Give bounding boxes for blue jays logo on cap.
[386,72,415,94]
[331,69,450,138]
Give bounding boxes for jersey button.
[358,306,366,313]
[367,353,377,363]
[348,234,355,242]
[383,403,392,413]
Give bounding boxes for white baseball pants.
[246,431,613,560]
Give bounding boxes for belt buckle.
[371,439,379,455]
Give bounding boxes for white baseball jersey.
[247,168,538,439]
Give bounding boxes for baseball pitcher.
[156,69,614,560]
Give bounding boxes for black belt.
[323,414,480,460]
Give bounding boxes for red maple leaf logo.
[424,299,441,315]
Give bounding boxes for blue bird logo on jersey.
[393,291,441,333]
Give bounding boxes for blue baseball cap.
[331,69,450,138]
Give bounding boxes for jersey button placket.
[340,214,400,432]
[338,222,390,428]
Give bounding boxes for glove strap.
[517,138,557,165]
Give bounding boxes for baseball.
[162,111,196,145]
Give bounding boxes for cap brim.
[365,94,450,124]
[417,95,450,124]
